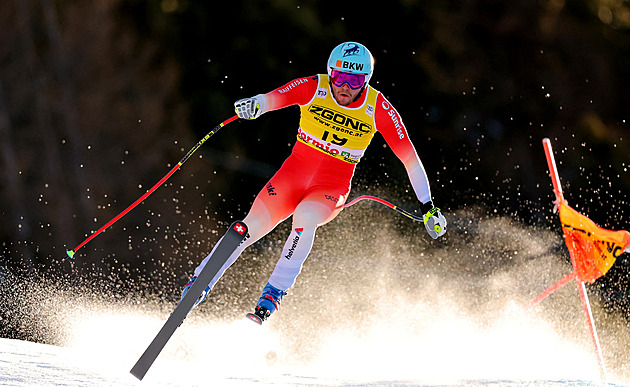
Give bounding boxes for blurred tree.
[0,0,628,304]
[0,0,190,280]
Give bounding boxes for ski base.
[130,220,248,380]
[245,312,263,325]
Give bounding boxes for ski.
[130,220,248,380]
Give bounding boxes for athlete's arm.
[256,75,320,113]
[374,93,432,205]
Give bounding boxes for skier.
[181,42,447,324]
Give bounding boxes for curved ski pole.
[66,115,240,259]
[342,195,423,222]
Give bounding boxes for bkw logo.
[335,60,364,72]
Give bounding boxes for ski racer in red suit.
[181,42,447,324]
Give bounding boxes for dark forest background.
[1,0,630,335]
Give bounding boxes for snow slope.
[0,304,626,387]
[2,211,630,386]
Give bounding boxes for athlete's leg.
[193,152,308,286]
[193,196,276,285]
[267,187,349,291]
[253,199,336,320]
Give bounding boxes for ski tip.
[130,366,147,381]
[66,250,75,259]
[245,312,263,325]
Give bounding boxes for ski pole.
[66,115,240,259]
[342,195,423,222]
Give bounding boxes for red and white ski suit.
[195,74,433,291]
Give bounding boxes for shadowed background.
[1,0,629,352]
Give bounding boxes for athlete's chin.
[335,94,352,106]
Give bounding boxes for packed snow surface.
[2,210,629,386]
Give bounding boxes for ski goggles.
[330,69,366,90]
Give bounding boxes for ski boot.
[178,276,211,312]
[246,282,287,325]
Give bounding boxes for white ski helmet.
[327,42,374,86]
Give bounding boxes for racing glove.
[421,201,447,239]
[234,95,265,120]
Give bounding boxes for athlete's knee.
[292,201,334,228]
[242,200,274,243]
[293,202,334,228]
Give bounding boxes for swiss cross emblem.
[233,223,246,235]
